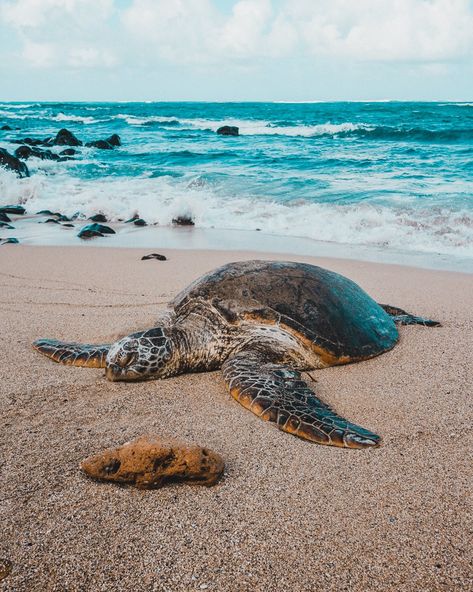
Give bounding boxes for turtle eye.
[116,351,137,368]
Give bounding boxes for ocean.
[0,101,472,269]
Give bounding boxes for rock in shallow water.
[0,204,26,215]
[53,128,82,146]
[78,223,115,239]
[172,215,195,226]
[14,145,59,161]
[0,148,30,178]
[217,125,239,136]
[80,435,224,489]
[89,213,107,222]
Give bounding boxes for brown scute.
[79,435,224,489]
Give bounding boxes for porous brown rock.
[80,435,224,489]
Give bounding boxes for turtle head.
[105,327,175,381]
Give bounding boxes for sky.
[0,0,473,101]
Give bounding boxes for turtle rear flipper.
[380,304,441,327]
[33,339,110,368]
[222,351,380,449]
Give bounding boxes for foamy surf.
[1,101,472,268]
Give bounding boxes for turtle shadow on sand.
[33,260,441,472]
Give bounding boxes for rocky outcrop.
[14,145,59,161]
[0,205,25,215]
[11,137,45,146]
[172,216,195,226]
[53,128,82,146]
[80,435,224,489]
[86,139,113,149]
[89,213,107,222]
[60,148,77,156]
[217,126,239,136]
[106,134,121,147]
[0,125,12,131]
[0,148,30,177]
[78,223,115,238]
[86,134,121,150]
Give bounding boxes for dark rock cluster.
[0,128,122,176]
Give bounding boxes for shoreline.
[1,245,472,591]
[1,219,472,273]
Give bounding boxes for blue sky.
[1,0,472,101]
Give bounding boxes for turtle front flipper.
[33,339,110,368]
[222,351,380,449]
[379,304,441,327]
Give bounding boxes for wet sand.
[0,245,471,591]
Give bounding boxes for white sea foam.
[113,113,372,137]
[180,119,371,137]
[0,103,38,109]
[115,114,180,126]
[50,113,100,124]
[1,168,471,258]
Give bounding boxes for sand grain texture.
[0,246,471,592]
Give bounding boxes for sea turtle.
[33,260,440,449]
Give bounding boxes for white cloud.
[287,0,473,62]
[1,0,114,29]
[120,0,473,64]
[68,47,117,68]
[1,0,118,68]
[21,40,55,67]
[1,0,473,71]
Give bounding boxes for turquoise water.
[0,101,472,262]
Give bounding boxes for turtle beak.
[105,362,143,382]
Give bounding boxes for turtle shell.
[172,260,398,363]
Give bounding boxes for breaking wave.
[1,167,471,258]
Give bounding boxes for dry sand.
[0,245,471,592]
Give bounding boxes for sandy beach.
[0,245,471,592]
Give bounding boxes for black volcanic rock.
[0,237,19,244]
[78,223,115,238]
[86,139,113,150]
[89,213,107,222]
[78,228,104,239]
[133,218,147,226]
[53,128,82,147]
[106,134,121,147]
[0,149,30,177]
[141,253,167,261]
[1,125,12,131]
[14,145,59,161]
[11,137,44,146]
[0,212,12,222]
[0,205,26,215]
[172,215,195,226]
[217,126,239,136]
[60,148,77,156]
[0,222,14,229]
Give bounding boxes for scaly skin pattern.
[222,351,380,449]
[32,339,110,368]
